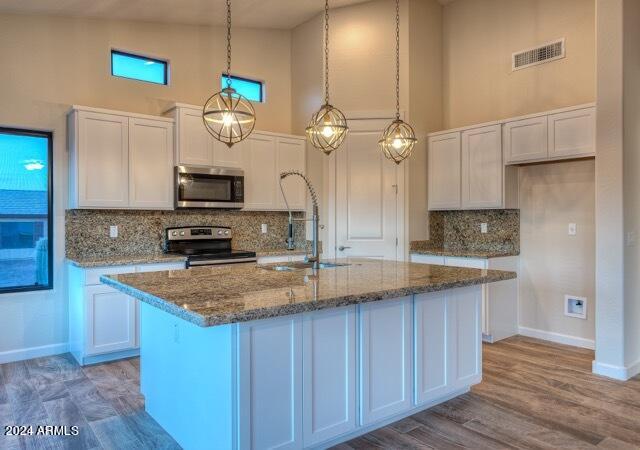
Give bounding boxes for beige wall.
[0,12,292,357]
[291,0,443,244]
[0,13,292,133]
[442,0,595,129]
[441,0,597,344]
[518,160,596,342]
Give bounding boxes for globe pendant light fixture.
[378,0,417,164]
[306,0,348,155]
[203,0,255,147]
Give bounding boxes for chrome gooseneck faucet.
[279,171,320,270]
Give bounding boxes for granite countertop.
[410,247,519,259]
[101,258,516,327]
[66,253,188,268]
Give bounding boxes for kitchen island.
[101,258,516,450]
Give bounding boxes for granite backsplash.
[416,209,519,254]
[65,209,307,260]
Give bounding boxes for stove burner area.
[164,226,256,267]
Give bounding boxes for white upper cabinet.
[128,118,174,209]
[213,139,244,168]
[69,106,174,209]
[73,110,130,208]
[503,115,548,164]
[173,106,214,167]
[548,106,596,159]
[243,133,278,210]
[461,124,503,209]
[428,132,461,210]
[276,137,306,210]
[243,132,307,211]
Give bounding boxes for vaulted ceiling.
[0,0,454,30]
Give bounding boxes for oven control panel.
[166,226,232,240]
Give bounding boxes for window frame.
[111,49,169,86]
[221,73,265,103]
[0,127,53,295]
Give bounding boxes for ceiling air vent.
[512,39,565,71]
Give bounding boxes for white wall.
[0,12,293,361]
[518,160,596,346]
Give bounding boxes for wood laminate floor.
[0,336,639,449]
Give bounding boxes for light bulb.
[321,125,335,138]
[392,137,403,150]
[222,113,235,127]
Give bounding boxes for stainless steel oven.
[175,166,244,209]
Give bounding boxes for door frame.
[325,111,407,261]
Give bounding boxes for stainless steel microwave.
[175,166,244,209]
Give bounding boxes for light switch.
[109,225,118,238]
[261,224,268,234]
[568,223,577,236]
[480,223,488,234]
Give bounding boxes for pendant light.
[378,0,417,164]
[306,0,348,155]
[203,0,255,147]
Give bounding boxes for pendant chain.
[226,0,232,87]
[395,0,400,119]
[324,0,330,105]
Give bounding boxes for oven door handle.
[188,257,257,267]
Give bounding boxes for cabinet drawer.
[84,265,137,286]
[445,257,486,270]
[136,262,186,273]
[411,254,446,265]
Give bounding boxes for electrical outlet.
[261,224,268,234]
[109,225,118,238]
[568,223,577,236]
[480,223,488,234]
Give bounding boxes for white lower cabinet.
[84,285,137,356]
[359,296,413,425]
[302,306,357,447]
[68,261,186,365]
[411,254,518,343]
[256,254,307,265]
[238,315,303,450]
[414,286,482,405]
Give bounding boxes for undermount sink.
[264,262,351,271]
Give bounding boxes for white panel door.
[176,107,214,166]
[78,111,129,208]
[461,125,503,209]
[302,306,356,446]
[213,138,244,168]
[428,132,461,210]
[239,315,302,450]
[128,118,174,209]
[449,286,482,389]
[336,119,399,259]
[548,107,596,159]
[414,291,450,405]
[243,133,278,210]
[85,285,137,356]
[276,137,307,211]
[503,116,548,164]
[360,296,412,425]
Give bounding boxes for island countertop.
[101,258,516,327]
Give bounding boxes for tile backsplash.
[65,209,306,259]
[425,209,519,253]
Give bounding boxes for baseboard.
[518,326,595,350]
[0,343,69,364]
[593,358,640,381]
